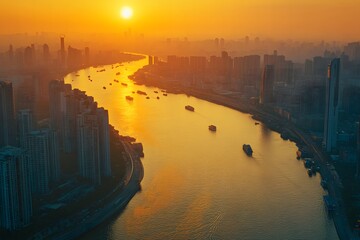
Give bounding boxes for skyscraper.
[77,113,101,185]
[323,58,340,152]
[60,36,65,66]
[48,130,61,182]
[356,121,360,178]
[28,130,50,194]
[233,55,261,90]
[85,47,90,65]
[43,44,50,62]
[17,109,33,149]
[259,65,275,104]
[97,108,111,177]
[49,80,72,151]
[0,146,32,230]
[0,81,16,147]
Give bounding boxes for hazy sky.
[2,0,360,41]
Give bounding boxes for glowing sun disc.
[121,6,133,19]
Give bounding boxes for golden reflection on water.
[174,191,212,240]
[66,57,339,240]
[125,165,184,235]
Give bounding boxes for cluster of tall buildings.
[0,36,90,71]
[49,80,111,183]
[163,50,294,95]
[160,43,360,156]
[0,79,111,231]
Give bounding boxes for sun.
[120,6,133,19]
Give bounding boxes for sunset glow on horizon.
[1,0,360,41]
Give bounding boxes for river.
[64,56,338,240]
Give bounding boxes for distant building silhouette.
[189,56,206,86]
[304,59,313,76]
[260,65,275,104]
[214,38,219,48]
[344,42,360,61]
[84,47,90,65]
[220,38,225,49]
[43,44,50,63]
[323,58,340,152]
[60,36,66,67]
[0,146,32,230]
[264,50,293,84]
[8,44,14,63]
[148,55,153,65]
[313,56,328,78]
[233,55,260,90]
[67,45,82,68]
[0,81,16,147]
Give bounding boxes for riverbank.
[51,140,144,240]
[18,128,144,240]
[60,53,145,79]
[2,55,146,240]
[130,66,357,240]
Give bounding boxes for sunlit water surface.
[65,57,338,240]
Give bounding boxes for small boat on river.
[208,125,217,132]
[185,105,194,111]
[243,144,253,156]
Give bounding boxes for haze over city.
[2,0,360,41]
[1,1,360,240]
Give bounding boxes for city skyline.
[1,1,360,239]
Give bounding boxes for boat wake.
[207,211,224,240]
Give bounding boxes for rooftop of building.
[0,145,24,160]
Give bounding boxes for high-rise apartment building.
[97,108,111,177]
[28,130,50,194]
[17,109,33,149]
[77,113,101,185]
[324,58,340,152]
[233,55,261,90]
[0,146,32,230]
[0,81,16,147]
[60,36,65,66]
[259,65,275,104]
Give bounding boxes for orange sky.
[2,0,360,41]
